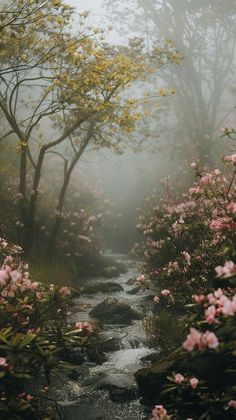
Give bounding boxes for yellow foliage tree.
[0,0,161,253]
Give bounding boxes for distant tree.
[104,0,236,163]
[0,0,161,254]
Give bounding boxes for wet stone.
[89,297,142,325]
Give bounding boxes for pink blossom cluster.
[182,251,191,265]
[215,261,236,277]
[166,260,179,275]
[183,327,219,351]
[151,404,170,420]
[210,218,234,231]
[136,274,146,282]
[75,321,93,333]
[0,264,39,298]
[174,373,199,389]
[223,153,236,164]
[228,400,236,409]
[18,392,34,401]
[0,357,8,368]
[59,286,71,298]
[203,289,236,320]
[189,186,203,195]
[153,289,173,303]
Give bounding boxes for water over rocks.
[54,254,154,419]
[89,297,142,324]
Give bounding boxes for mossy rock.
[101,265,124,278]
[89,297,142,324]
[135,347,230,404]
[126,277,137,285]
[82,282,123,295]
[126,286,141,295]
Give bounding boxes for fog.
[66,0,236,251]
[1,0,235,254]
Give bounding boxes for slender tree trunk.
[19,144,27,197]
[23,146,46,254]
[47,127,94,255]
[19,143,28,222]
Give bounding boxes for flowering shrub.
[151,268,236,419]
[38,175,110,266]
[0,168,111,278]
[135,156,236,306]
[143,154,236,419]
[0,239,95,419]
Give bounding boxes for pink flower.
[137,274,145,282]
[205,305,217,324]
[0,357,8,367]
[151,404,170,420]
[0,270,8,285]
[36,292,44,301]
[227,202,236,214]
[215,261,236,277]
[210,218,233,231]
[182,251,191,265]
[9,270,22,283]
[5,256,13,264]
[75,321,93,333]
[189,187,202,195]
[18,392,34,401]
[228,400,236,409]
[25,394,34,401]
[190,162,197,168]
[223,153,236,164]
[154,296,160,303]
[201,174,213,184]
[221,295,236,316]
[183,329,219,351]
[207,293,217,305]
[161,289,170,296]
[190,377,199,389]
[174,373,184,384]
[183,327,201,351]
[192,294,205,304]
[203,331,219,349]
[59,286,70,298]
[214,288,223,299]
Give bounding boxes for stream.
[55,254,155,420]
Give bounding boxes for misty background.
[62,0,236,252]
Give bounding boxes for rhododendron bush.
[0,239,95,419]
[135,157,236,306]
[136,154,236,419]
[150,268,236,419]
[36,175,110,270]
[0,168,111,277]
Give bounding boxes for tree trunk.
[47,127,93,255]
[23,146,46,254]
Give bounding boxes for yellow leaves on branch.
[0,0,173,149]
[159,88,176,97]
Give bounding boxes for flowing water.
[56,254,155,420]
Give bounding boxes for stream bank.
[53,253,157,419]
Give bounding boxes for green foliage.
[138,152,236,418]
[143,310,186,352]
[0,239,96,419]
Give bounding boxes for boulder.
[82,282,123,295]
[127,286,141,295]
[89,298,142,324]
[101,265,124,278]
[135,346,228,404]
[126,277,137,285]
